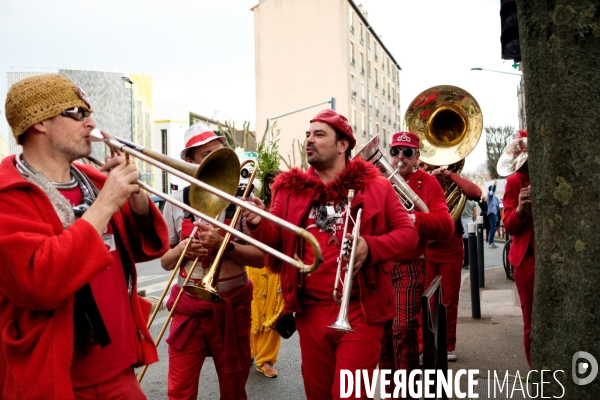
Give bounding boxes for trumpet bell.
[404,85,483,166]
[326,317,355,333]
[183,285,221,303]
[190,147,241,218]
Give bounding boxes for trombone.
[89,129,323,274]
[327,189,362,333]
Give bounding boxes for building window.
[367,61,371,77]
[369,119,373,137]
[374,41,378,60]
[368,89,372,107]
[388,82,391,100]
[360,53,365,75]
[382,102,386,121]
[351,107,357,132]
[350,42,355,65]
[351,74,356,98]
[392,88,395,104]
[349,8,354,33]
[360,23,364,44]
[376,123,380,135]
[361,113,366,137]
[366,32,370,49]
[375,69,378,87]
[361,83,365,106]
[375,95,379,111]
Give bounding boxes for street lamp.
[470,67,521,76]
[471,68,526,130]
[121,76,135,141]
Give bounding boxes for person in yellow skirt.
[248,170,284,378]
[248,265,284,378]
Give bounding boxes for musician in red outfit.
[0,74,169,399]
[502,130,534,367]
[244,110,418,400]
[379,132,454,381]
[417,161,482,362]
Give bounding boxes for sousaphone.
[404,85,483,220]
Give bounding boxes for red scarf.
[166,281,253,373]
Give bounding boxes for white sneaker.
[447,351,457,362]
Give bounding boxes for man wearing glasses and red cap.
[243,109,418,399]
[0,74,170,399]
[160,123,266,399]
[379,132,454,383]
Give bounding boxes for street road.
[135,236,507,399]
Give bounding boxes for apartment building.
[253,0,402,167]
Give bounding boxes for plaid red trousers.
[380,259,426,374]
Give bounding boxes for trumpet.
[353,135,429,213]
[327,189,362,333]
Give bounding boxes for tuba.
[354,135,429,213]
[404,85,483,221]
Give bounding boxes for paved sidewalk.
[449,245,530,399]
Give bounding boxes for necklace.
[17,154,96,218]
[51,176,78,190]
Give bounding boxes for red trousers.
[513,255,535,367]
[167,302,252,400]
[73,367,145,400]
[380,259,425,374]
[419,237,463,352]
[295,301,383,400]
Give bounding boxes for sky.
[0,0,522,172]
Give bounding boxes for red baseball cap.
[310,109,356,150]
[180,123,227,159]
[390,131,420,149]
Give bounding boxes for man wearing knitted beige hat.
[0,74,170,399]
[160,122,266,399]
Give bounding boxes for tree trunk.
[518,1,600,396]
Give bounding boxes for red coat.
[396,169,454,262]
[249,158,418,324]
[503,170,533,267]
[0,156,170,400]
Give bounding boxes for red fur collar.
[271,157,380,205]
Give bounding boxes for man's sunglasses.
[389,147,418,159]
[60,107,91,121]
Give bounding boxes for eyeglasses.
[389,146,418,159]
[60,107,91,121]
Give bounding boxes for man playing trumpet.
[243,110,418,399]
[379,132,454,382]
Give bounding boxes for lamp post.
[121,76,135,141]
[471,67,526,131]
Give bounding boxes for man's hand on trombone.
[241,197,266,226]
[94,129,149,216]
[195,222,224,250]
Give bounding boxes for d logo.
[572,351,598,385]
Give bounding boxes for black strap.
[182,186,195,221]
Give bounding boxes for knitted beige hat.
[5,74,93,141]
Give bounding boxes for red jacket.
[396,169,454,262]
[503,170,534,267]
[249,158,418,324]
[0,156,170,400]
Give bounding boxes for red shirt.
[59,187,137,387]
